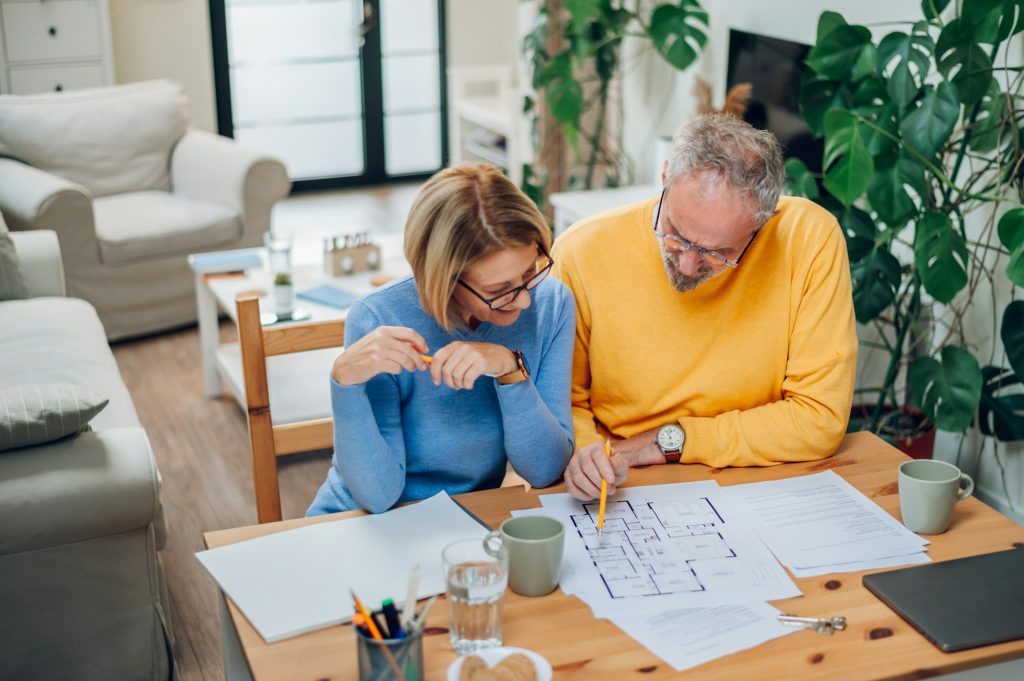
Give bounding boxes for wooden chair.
[235,293,343,523]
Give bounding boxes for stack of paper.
[516,481,802,671]
[722,471,930,577]
[196,492,488,642]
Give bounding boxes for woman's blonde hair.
[403,164,551,330]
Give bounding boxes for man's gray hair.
[665,114,784,226]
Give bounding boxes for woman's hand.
[331,326,429,386]
[429,341,518,389]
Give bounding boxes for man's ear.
[661,160,668,185]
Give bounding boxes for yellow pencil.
[597,439,610,540]
[419,354,433,364]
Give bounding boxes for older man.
[554,114,857,501]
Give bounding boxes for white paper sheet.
[608,602,796,672]
[535,481,801,618]
[722,471,928,570]
[196,492,487,642]
[786,550,932,578]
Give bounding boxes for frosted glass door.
[214,0,445,185]
[225,0,364,181]
[379,0,442,175]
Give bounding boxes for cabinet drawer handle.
[55,83,63,92]
[48,26,57,37]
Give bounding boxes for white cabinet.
[0,0,114,95]
[448,66,524,185]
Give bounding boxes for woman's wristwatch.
[496,350,530,385]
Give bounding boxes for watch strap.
[496,350,529,385]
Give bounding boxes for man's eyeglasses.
[458,248,554,310]
[653,187,760,269]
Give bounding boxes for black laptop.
[863,548,1024,652]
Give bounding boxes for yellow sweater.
[552,196,857,467]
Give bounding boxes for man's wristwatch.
[656,424,685,463]
[496,350,529,385]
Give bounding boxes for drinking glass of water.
[442,536,508,655]
[263,231,292,276]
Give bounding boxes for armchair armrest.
[0,428,164,556]
[9,230,65,297]
[0,159,93,232]
[171,129,290,244]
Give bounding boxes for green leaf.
[823,109,874,206]
[1002,300,1024,381]
[978,367,1024,440]
[851,246,901,322]
[859,102,900,156]
[998,207,1024,286]
[914,211,968,303]
[649,1,709,71]
[910,347,983,432]
[877,24,934,108]
[868,153,917,227]
[898,149,931,204]
[969,80,1009,153]
[936,21,993,107]
[806,24,877,82]
[839,204,878,262]
[784,158,819,199]
[799,71,849,137]
[543,54,584,126]
[816,11,848,42]
[899,81,960,159]
[961,0,1024,43]
[921,0,952,20]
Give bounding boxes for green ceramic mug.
[484,516,564,597]
[898,459,974,535]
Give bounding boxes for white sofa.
[0,229,172,680]
[0,79,291,340]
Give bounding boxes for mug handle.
[957,473,974,501]
[483,530,503,557]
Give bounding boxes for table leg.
[195,272,223,398]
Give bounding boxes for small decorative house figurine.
[324,232,382,276]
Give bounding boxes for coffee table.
[188,236,409,423]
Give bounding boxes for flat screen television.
[726,29,823,173]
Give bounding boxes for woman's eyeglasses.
[458,249,554,310]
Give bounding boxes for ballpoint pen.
[597,438,610,541]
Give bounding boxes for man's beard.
[662,252,717,292]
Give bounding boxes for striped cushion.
[0,384,108,452]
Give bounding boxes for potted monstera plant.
[786,3,1024,457]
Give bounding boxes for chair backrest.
[0,80,189,197]
[236,294,344,523]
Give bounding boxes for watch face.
[658,425,684,450]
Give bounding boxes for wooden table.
[203,433,1024,680]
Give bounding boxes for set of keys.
[777,613,847,634]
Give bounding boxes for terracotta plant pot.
[850,405,936,460]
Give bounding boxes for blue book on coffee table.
[296,284,359,310]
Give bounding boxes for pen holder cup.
[355,626,424,681]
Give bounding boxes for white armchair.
[0,80,291,340]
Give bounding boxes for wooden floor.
[110,183,420,680]
[114,321,329,680]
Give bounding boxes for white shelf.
[448,66,522,184]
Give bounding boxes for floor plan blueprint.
[534,481,801,616]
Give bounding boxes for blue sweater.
[307,275,575,515]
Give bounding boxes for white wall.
[445,0,519,69]
[108,0,218,132]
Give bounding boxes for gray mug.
[898,459,974,534]
[484,516,564,597]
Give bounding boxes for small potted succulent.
[273,271,293,318]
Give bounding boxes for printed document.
[196,491,487,642]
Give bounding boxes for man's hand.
[564,442,628,501]
[563,429,672,501]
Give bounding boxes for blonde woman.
[308,165,575,515]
